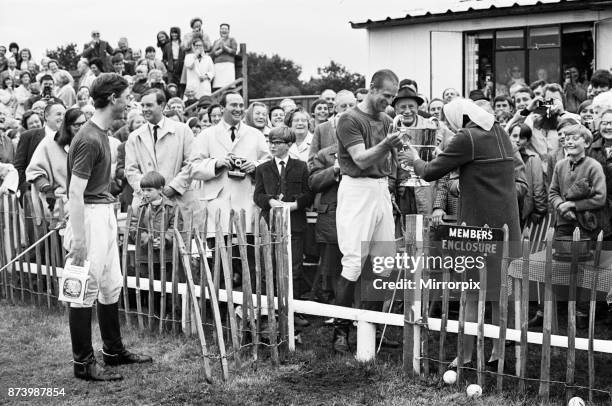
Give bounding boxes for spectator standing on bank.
[183,38,214,98]
[183,17,211,53]
[211,23,238,91]
[82,30,114,71]
[163,27,186,92]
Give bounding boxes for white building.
[351,0,612,100]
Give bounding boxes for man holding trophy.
[332,69,404,353]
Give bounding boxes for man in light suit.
[124,89,196,213]
[189,91,270,235]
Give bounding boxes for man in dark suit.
[254,126,314,316]
[83,30,114,72]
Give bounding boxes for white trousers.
[336,176,395,282]
[64,204,122,308]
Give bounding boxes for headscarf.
[244,102,269,132]
[443,98,494,132]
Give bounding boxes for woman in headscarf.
[244,101,270,136]
[400,97,521,370]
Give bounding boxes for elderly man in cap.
[392,85,438,216]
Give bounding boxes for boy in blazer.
[254,127,314,302]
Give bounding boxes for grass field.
[0,299,609,406]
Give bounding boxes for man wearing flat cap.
[392,85,437,216]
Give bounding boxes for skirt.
[213,62,235,89]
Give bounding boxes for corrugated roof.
[350,0,606,28]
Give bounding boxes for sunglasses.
[270,140,287,145]
[72,121,86,127]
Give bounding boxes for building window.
[465,24,593,97]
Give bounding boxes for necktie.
[230,126,236,142]
[279,160,287,197]
[153,125,159,144]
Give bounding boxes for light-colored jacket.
[183,53,215,98]
[125,117,194,206]
[189,120,271,233]
[26,136,68,197]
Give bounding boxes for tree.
[302,60,365,95]
[46,43,80,71]
[247,52,304,99]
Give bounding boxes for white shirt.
[288,132,313,162]
[148,117,166,144]
[221,119,241,143]
[171,41,180,60]
[274,156,288,175]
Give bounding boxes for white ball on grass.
[466,384,482,398]
[443,370,457,385]
[568,397,585,406]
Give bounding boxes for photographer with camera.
[563,66,587,114]
[23,74,63,111]
[523,83,580,184]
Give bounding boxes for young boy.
[509,123,547,228]
[131,171,178,265]
[253,126,314,306]
[549,124,606,240]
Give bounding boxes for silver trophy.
[393,115,438,187]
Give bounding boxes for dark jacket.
[520,149,548,222]
[115,142,134,211]
[309,145,339,243]
[414,121,521,256]
[130,197,179,263]
[254,157,314,234]
[14,128,45,193]
[83,40,114,71]
[308,119,337,169]
[162,42,186,76]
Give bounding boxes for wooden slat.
[134,208,145,330]
[42,219,53,306]
[30,194,44,308]
[174,229,213,383]
[143,203,155,331]
[538,228,554,402]
[159,207,167,333]
[7,195,17,303]
[253,209,262,347]
[588,231,603,403]
[183,211,194,336]
[10,195,25,302]
[438,266,450,375]
[216,220,242,367]
[199,211,208,330]
[456,271,468,384]
[171,210,179,334]
[274,210,288,358]
[213,210,221,298]
[234,210,258,362]
[496,225,509,392]
[421,218,430,377]
[260,217,279,365]
[476,257,487,387]
[403,215,416,376]
[121,206,133,327]
[195,233,229,381]
[519,233,530,392]
[0,196,8,299]
[565,228,580,402]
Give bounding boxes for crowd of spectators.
[3,20,612,348]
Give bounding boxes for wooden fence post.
[538,228,555,402]
[260,218,280,365]
[496,224,509,392]
[518,230,530,392]
[588,231,603,402]
[240,43,248,103]
[565,228,580,402]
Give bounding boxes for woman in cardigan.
[26,108,85,217]
[210,23,237,90]
[401,97,521,370]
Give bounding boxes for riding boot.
[69,307,122,381]
[98,301,153,366]
[332,277,355,354]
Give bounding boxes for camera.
[227,155,247,179]
[534,98,555,117]
[42,85,53,99]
